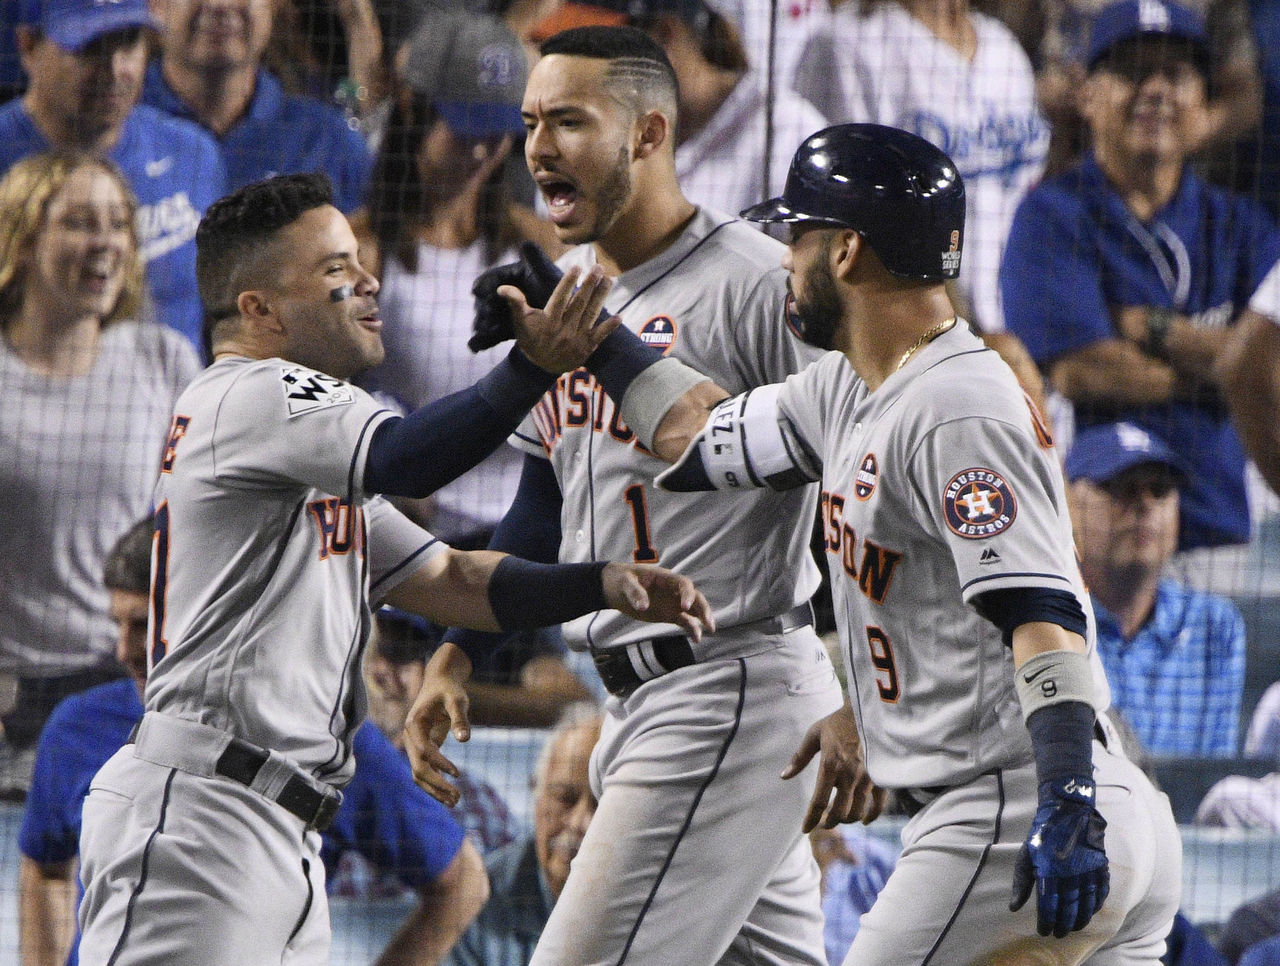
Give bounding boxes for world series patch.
[943,467,1016,538]
[854,453,878,500]
[280,366,355,417]
[639,315,677,354]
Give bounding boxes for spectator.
[18,516,491,966]
[1239,0,1279,218]
[1066,421,1247,756]
[529,0,828,216]
[1195,768,1280,830]
[1213,264,1280,497]
[1245,681,1280,761]
[792,0,1050,336]
[360,8,557,552]
[3,0,227,351]
[1036,0,1262,177]
[809,825,896,966]
[443,707,602,966]
[1222,888,1280,966]
[364,610,521,856]
[1002,0,1280,551]
[143,0,374,215]
[1163,912,1231,966]
[0,152,200,797]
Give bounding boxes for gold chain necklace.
[894,317,957,372]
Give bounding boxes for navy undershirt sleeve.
[973,587,1087,648]
[363,347,555,498]
[443,454,564,663]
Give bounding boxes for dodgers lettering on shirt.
[0,101,227,353]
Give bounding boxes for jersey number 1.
[623,485,659,563]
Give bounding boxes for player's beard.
[790,242,843,350]
[582,145,633,243]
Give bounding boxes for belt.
[592,601,814,699]
[897,784,948,819]
[127,719,342,832]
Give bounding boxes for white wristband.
[1014,650,1096,723]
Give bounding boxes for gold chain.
[894,317,957,372]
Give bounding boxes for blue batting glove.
[1009,776,1110,938]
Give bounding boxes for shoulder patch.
[639,315,677,354]
[854,452,878,500]
[279,366,355,417]
[943,467,1017,539]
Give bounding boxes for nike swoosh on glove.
[468,241,565,352]
[1009,775,1110,938]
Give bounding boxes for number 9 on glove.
[1009,776,1110,938]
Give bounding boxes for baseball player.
[410,26,876,966]
[75,172,711,966]
[521,124,1184,964]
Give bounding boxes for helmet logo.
[941,230,961,274]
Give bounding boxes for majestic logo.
[854,453,878,501]
[639,316,677,354]
[280,366,355,417]
[943,467,1017,539]
[979,547,1002,565]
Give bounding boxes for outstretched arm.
[1214,309,1280,495]
[372,839,489,966]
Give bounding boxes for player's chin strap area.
[656,386,820,493]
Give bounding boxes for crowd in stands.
[1,0,1279,963]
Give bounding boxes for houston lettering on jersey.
[307,497,366,560]
[528,368,654,456]
[819,490,902,605]
[160,414,191,474]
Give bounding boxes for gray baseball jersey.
[513,207,825,654]
[774,325,1108,789]
[146,356,444,784]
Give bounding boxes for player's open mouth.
[538,175,579,225]
[357,309,382,331]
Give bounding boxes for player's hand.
[782,700,886,832]
[403,646,473,807]
[601,562,715,643]
[1009,776,1110,938]
[500,263,621,374]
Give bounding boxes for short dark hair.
[539,26,679,123]
[103,516,155,595]
[195,172,335,350]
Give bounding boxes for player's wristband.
[1026,701,1096,786]
[1014,649,1095,722]
[487,557,609,631]
[585,328,710,449]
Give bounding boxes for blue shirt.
[142,64,371,215]
[821,826,897,966]
[443,834,551,966]
[1243,936,1280,966]
[1093,580,1246,757]
[0,101,226,354]
[19,679,465,966]
[1001,153,1280,549]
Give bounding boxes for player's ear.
[634,110,670,160]
[831,230,862,280]
[237,290,283,333]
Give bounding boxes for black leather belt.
[215,739,341,832]
[593,602,814,699]
[897,784,949,818]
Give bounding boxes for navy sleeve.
[363,348,556,497]
[972,587,1087,648]
[442,453,563,663]
[321,724,466,889]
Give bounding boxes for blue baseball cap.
[23,0,157,52]
[400,11,527,139]
[1086,0,1210,72]
[1065,422,1189,486]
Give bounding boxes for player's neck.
[593,180,696,276]
[162,56,258,137]
[1094,149,1183,222]
[22,91,123,152]
[845,285,956,391]
[1084,564,1161,639]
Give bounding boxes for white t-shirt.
[792,4,1049,331]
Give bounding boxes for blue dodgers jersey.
[1001,153,1280,548]
[0,101,227,354]
[142,65,371,215]
[20,680,463,966]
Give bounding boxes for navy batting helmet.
[741,123,965,282]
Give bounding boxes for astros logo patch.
[854,453,878,500]
[943,468,1017,539]
[639,316,677,354]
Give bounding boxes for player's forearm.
[373,840,489,966]
[18,857,76,966]
[464,677,595,727]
